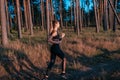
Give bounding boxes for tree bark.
[108,0,114,29]
[0,0,8,46]
[23,0,29,31]
[71,0,73,28]
[46,0,50,37]
[99,0,104,26]
[108,0,120,24]
[76,0,80,35]
[74,0,76,32]
[78,0,82,32]
[40,0,45,30]
[103,0,108,31]
[31,3,34,27]
[60,0,63,28]
[5,0,10,36]
[49,0,53,31]
[16,0,22,38]
[93,0,100,33]
[113,0,118,32]
[28,0,33,35]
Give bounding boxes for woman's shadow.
[0,46,43,80]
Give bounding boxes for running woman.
[42,20,67,80]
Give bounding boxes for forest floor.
[0,27,120,80]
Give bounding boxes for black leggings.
[47,44,65,72]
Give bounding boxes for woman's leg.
[62,58,66,73]
[46,53,56,76]
[55,46,66,73]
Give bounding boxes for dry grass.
[0,28,120,80]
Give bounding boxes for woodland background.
[0,0,120,80]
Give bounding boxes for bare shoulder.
[51,31,57,37]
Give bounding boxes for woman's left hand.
[61,33,65,38]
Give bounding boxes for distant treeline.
[0,0,120,46]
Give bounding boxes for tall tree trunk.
[5,0,10,36]
[60,0,63,28]
[108,0,120,24]
[49,0,53,31]
[93,0,100,33]
[106,1,109,29]
[113,0,118,32]
[71,0,73,28]
[99,0,104,26]
[16,0,22,38]
[51,0,54,20]
[76,0,80,35]
[0,4,1,25]
[28,0,33,35]
[108,0,114,29]
[23,0,29,31]
[31,3,34,27]
[0,0,8,46]
[97,5,100,32]
[20,7,23,31]
[103,0,108,31]
[81,9,84,28]
[74,1,76,32]
[78,0,82,32]
[0,4,1,26]
[46,0,50,38]
[40,0,45,30]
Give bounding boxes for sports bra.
[50,30,62,41]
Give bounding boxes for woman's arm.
[48,32,61,44]
[59,33,65,40]
[61,33,65,38]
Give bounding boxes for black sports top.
[50,31,62,41]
